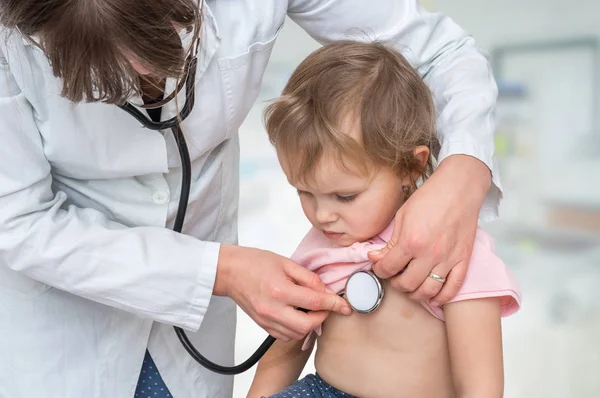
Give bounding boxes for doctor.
[0,0,499,397]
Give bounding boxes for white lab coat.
[0,1,501,397]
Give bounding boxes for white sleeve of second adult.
[0,52,217,333]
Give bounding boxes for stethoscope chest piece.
[344,270,384,314]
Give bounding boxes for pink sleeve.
[423,228,522,321]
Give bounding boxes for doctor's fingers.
[263,323,303,342]
[283,261,350,314]
[281,282,350,315]
[407,263,450,302]
[250,305,301,341]
[388,257,436,295]
[285,260,332,294]
[431,260,468,306]
[266,307,329,341]
[371,243,412,280]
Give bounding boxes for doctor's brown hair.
[0,0,201,104]
[265,41,439,190]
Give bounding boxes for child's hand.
[368,154,491,305]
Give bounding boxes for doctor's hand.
[213,244,352,342]
[368,155,491,306]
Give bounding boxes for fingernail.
[341,306,352,315]
[369,250,382,256]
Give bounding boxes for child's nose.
[315,205,338,224]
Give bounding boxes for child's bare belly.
[315,280,455,398]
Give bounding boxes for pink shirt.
[292,222,521,350]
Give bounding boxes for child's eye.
[297,190,312,197]
[335,194,357,203]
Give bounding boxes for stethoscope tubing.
[119,97,281,374]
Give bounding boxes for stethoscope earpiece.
[344,271,384,314]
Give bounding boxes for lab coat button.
[152,191,170,204]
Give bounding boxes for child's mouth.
[323,230,344,240]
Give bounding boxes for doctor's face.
[127,23,187,76]
[128,59,152,75]
[283,155,407,247]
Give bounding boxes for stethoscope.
[117,38,385,375]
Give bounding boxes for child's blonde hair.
[264,40,439,191]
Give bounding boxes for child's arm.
[444,297,504,398]
[247,338,312,398]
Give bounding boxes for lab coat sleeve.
[287,0,501,221]
[0,54,216,332]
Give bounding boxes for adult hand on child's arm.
[214,244,351,341]
[369,154,491,305]
[444,298,504,397]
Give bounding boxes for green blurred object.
[495,132,511,157]
[517,237,539,253]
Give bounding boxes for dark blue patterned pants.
[266,374,356,398]
[134,351,173,398]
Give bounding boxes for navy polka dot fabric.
[265,374,356,398]
[134,351,173,398]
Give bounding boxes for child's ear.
[413,146,430,168]
[402,146,431,188]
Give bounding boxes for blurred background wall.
[233,1,600,396]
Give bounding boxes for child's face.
[285,156,407,247]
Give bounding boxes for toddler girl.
[248,40,520,398]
